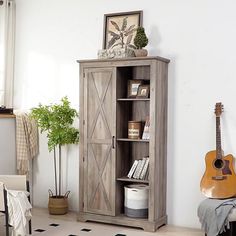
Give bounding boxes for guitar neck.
[216,116,222,159]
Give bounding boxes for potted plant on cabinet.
[30,97,79,215]
[134,26,149,57]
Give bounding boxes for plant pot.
[134,49,148,57]
[48,190,70,215]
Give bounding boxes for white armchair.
[0,175,32,236]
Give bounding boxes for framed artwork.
[103,10,143,50]
[127,80,143,98]
[137,85,150,98]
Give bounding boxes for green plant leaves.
[30,96,79,152]
[134,26,148,49]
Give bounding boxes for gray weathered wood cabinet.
[77,56,170,232]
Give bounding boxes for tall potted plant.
[134,26,149,57]
[30,97,79,215]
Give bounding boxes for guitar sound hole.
[214,159,224,169]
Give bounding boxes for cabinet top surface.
[77,56,170,64]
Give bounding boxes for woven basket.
[48,190,70,215]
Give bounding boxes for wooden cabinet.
[78,56,170,232]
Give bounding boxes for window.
[0,0,15,107]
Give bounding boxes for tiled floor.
[1,208,204,236]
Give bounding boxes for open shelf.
[117,176,149,184]
[117,138,149,142]
[117,98,150,102]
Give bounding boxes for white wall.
[13,0,236,229]
[0,118,16,174]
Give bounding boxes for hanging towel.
[7,189,32,236]
[15,112,39,175]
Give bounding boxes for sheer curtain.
[0,0,15,107]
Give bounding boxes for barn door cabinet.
[77,56,170,232]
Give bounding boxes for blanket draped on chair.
[7,189,32,236]
[15,113,39,175]
[198,198,236,236]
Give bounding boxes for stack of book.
[127,157,149,180]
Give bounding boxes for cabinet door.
[83,67,116,216]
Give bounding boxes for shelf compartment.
[117,101,150,139]
[117,138,149,142]
[116,66,150,99]
[117,176,149,184]
[116,142,149,181]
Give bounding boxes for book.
[142,116,150,140]
[127,160,138,178]
[127,157,150,180]
[140,158,149,180]
[136,158,147,179]
[133,160,142,179]
[144,168,149,180]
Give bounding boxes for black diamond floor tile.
[34,229,46,232]
[68,235,78,236]
[81,228,92,232]
[115,234,127,236]
[49,223,60,227]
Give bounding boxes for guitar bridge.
[212,176,227,181]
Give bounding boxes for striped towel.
[15,112,39,175]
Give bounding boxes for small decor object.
[128,121,141,139]
[127,80,143,98]
[98,48,135,59]
[142,116,150,140]
[30,97,79,215]
[134,26,149,57]
[137,85,150,98]
[103,10,143,50]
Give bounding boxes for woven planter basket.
[48,190,70,215]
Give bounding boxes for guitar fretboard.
[216,116,222,159]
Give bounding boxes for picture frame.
[103,10,143,50]
[137,85,150,98]
[127,80,143,98]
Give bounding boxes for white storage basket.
[124,184,149,218]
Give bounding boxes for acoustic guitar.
[200,103,236,199]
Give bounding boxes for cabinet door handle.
[112,136,115,149]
